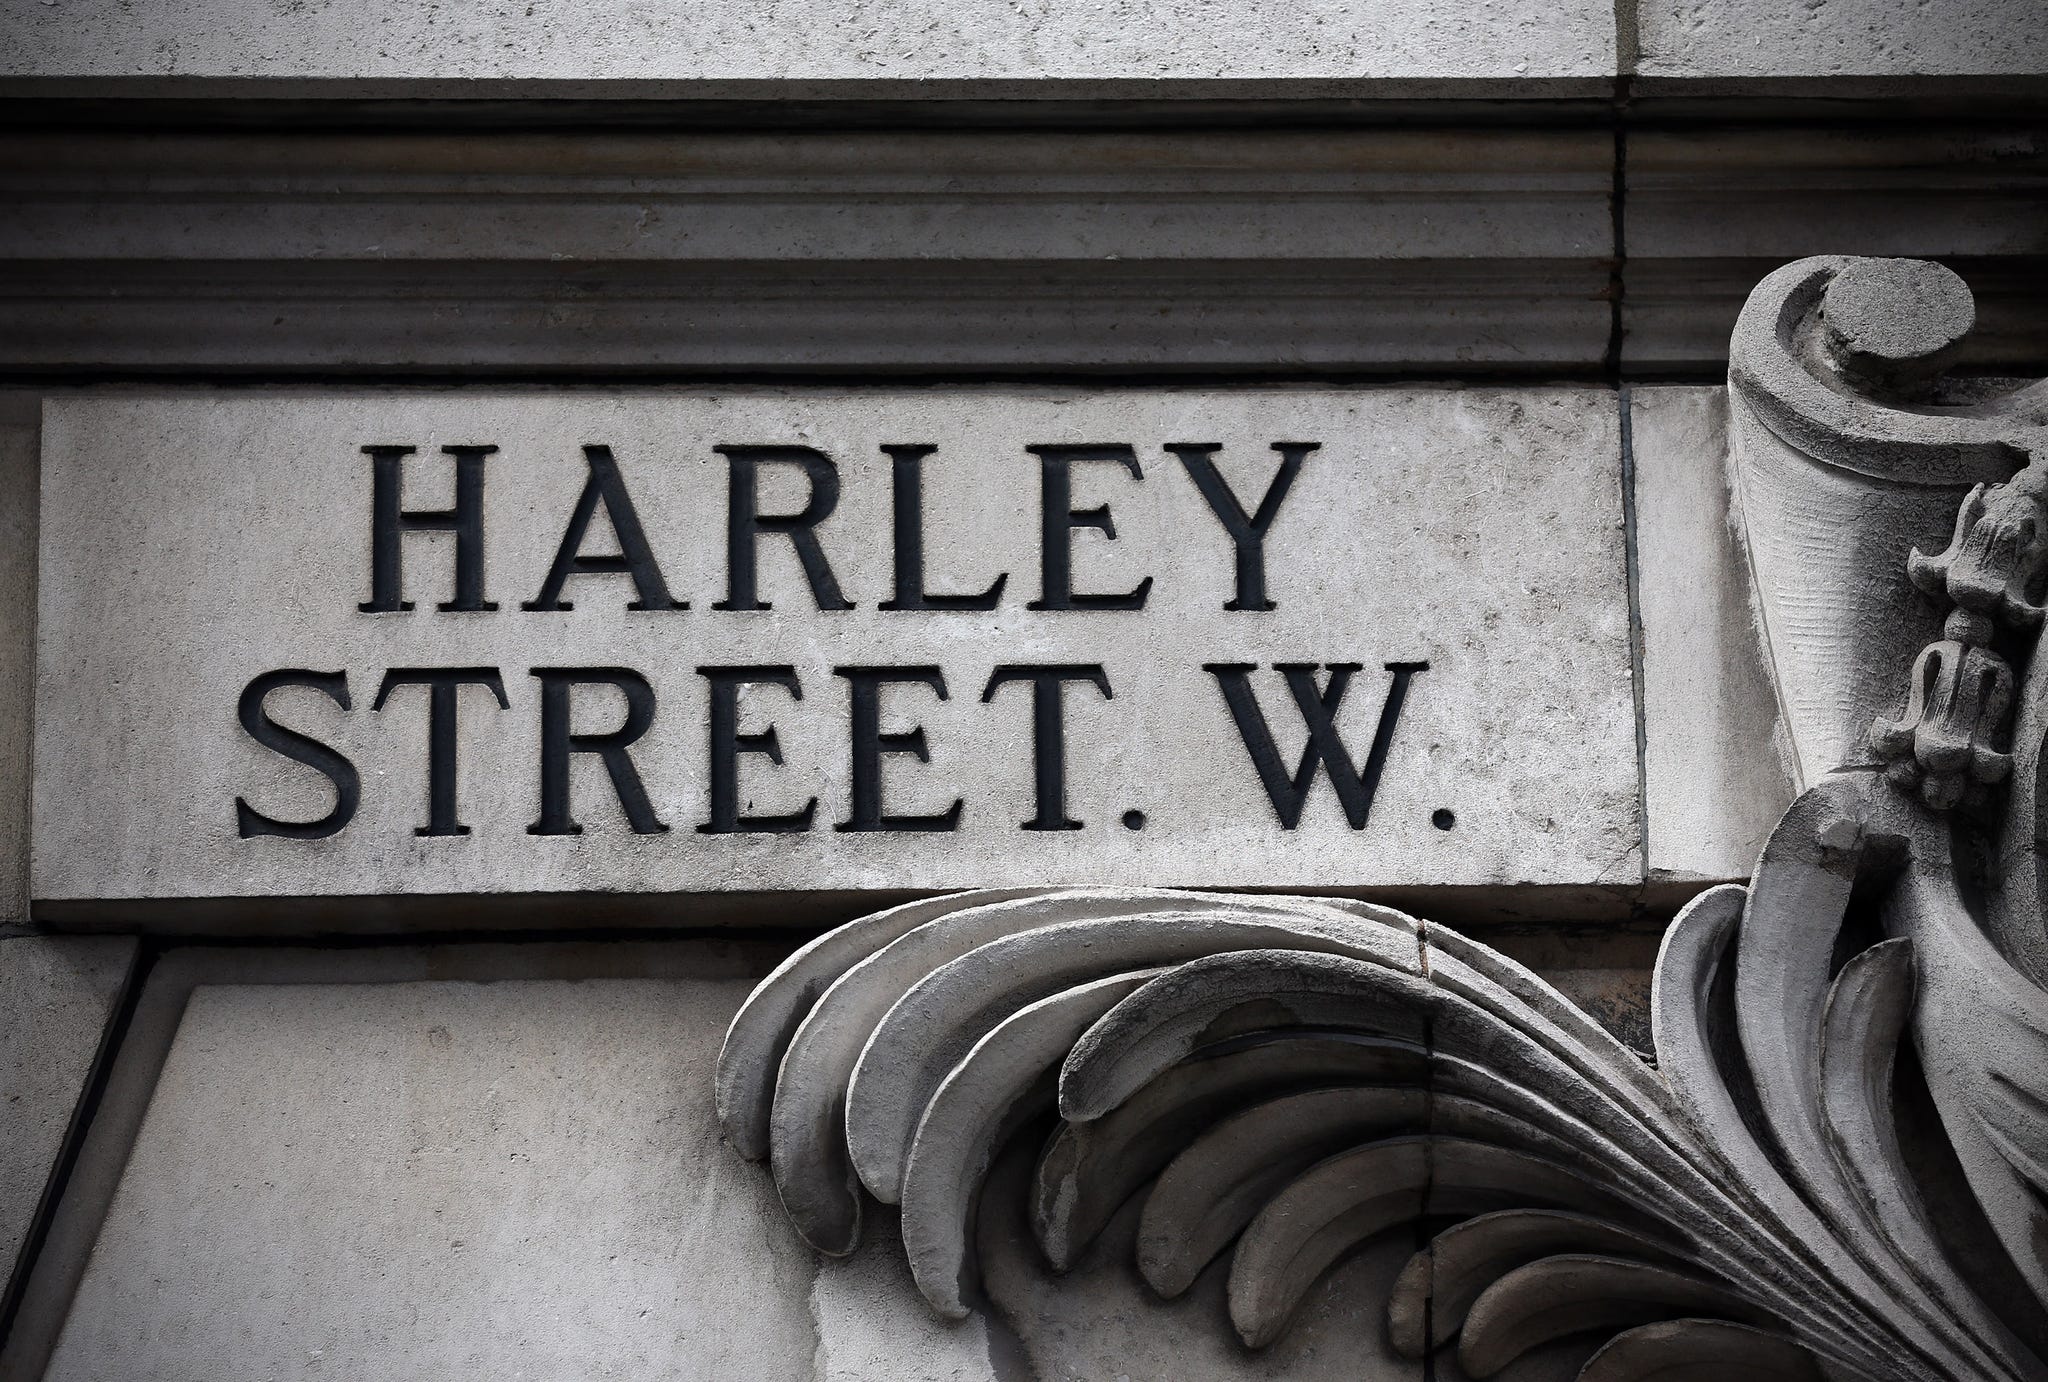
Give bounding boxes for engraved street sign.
[32,389,1636,909]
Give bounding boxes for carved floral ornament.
[715,258,2048,1381]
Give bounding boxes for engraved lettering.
[523,445,685,612]
[372,668,511,837]
[834,665,962,832]
[1171,442,1314,611]
[981,664,1114,830]
[698,666,816,833]
[527,668,668,836]
[713,446,853,612]
[1026,444,1153,611]
[878,445,1007,612]
[1204,661,1427,829]
[235,669,360,839]
[358,444,497,613]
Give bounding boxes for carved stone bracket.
[717,258,2048,1381]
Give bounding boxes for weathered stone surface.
[1722,259,2048,1355]
[0,131,1613,270]
[1634,0,2048,81]
[1480,923,1665,1052]
[33,388,1640,917]
[13,0,2045,96]
[717,887,1713,1371]
[39,949,826,1381]
[0,934,136,1292]
[0,0,1613,94]
[1630,386,1793,882]
[977,1137,1421,1380]
[809,1220,1001,1381]
[13,0,2040,96]
[709,740,2048,1377]
[23,943,1425,1380]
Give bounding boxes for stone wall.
[1,3,2042,1378]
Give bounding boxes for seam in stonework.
[1608,56,1653,912]
[1415,920,1437,1382]
[1604,76,1631,382]
[1614,0,1641,80]
[0,940,155,1350]
[1618,387,1653,908]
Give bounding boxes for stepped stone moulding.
[719,257,2048,1381]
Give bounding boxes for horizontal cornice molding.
[0,260,1617,375]
[0,119,2039,377]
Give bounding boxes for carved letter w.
[1203,661,1427,829]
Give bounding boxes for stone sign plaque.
[31,389,1635,909]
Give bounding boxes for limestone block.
[1634,0,2048,82]
[0,934,136,1293]
[32,388,1641,919]
[1630,386,1793,882]
[0,0,1615,94]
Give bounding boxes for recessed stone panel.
[33,388,1638,913]
[23,944,1423,1381]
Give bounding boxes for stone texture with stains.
[0,0,1614,92]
